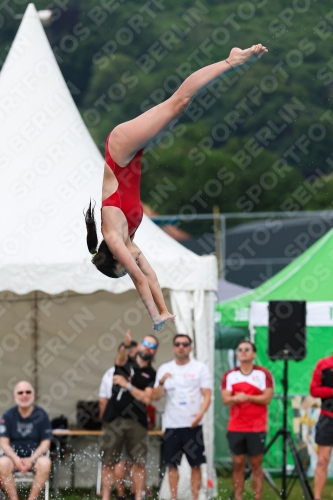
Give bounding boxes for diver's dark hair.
[84,200,123,279]
[84,200,98,254]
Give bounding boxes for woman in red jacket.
[85,45,268,331]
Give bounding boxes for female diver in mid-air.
[85,44,268,331]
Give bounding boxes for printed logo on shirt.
[0,425,6,434]
[141,373,150,378]
[17,422,33,437]
[183,374,195,378]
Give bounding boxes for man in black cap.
[100,330,158,500]
[99,334,138,500]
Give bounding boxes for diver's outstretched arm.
[109,44,267,166]
[135,251,175,330]
[105,235,173,330]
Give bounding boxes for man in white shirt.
[152,334,212,500]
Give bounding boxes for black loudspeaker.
[268,301,306,360]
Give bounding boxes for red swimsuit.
[102,134,144,238]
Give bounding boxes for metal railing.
[151,210,333,280]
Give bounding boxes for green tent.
[214,228,333,468]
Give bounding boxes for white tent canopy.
[0,5,216,294]
[0,4,217,497]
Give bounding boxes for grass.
[26,477,333,499]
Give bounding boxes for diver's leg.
[109,44,267,166]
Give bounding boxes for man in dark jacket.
[101,330,158,500]
[0,381,52,500]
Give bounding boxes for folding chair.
[13,470,49,500]
[96,453,103,495]
[0,449,50,500]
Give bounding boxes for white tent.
[0,3,217,496]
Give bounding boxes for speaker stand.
[264,360,313,499]
[228,360,313,500]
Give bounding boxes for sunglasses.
[17,391,32,395]
[237,347,251,353]
[174,342,191,347]
[141,340,157,349]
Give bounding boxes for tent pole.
[220,214,226,280]
[213,205,222,278]
[32,291,39,400]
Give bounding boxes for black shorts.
[315,414,333,446]
[163,426,206,467]
[227,431,266,456]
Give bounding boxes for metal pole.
[221,215,226,281]
[32,291,39,400]
[150,209,333,222]
[282,360,288,499]
[213,205,222,278]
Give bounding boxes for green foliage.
[2,0,333,214]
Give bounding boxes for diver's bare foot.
[153,312,176,332]
[227,44,268,69]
